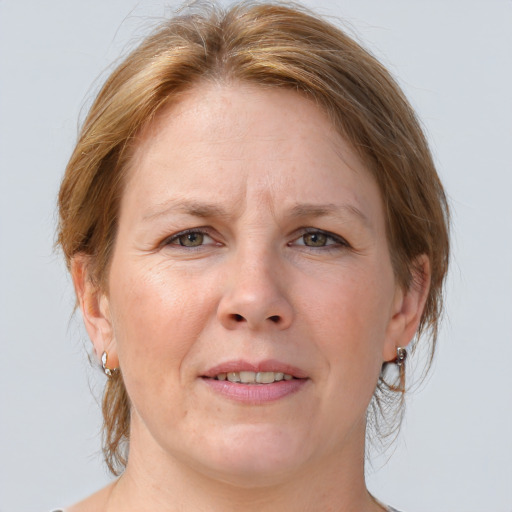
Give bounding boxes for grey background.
[1,1,511,511]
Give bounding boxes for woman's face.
[94,83,411,483]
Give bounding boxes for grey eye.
[302,232,328,247]
[177,232,204,247]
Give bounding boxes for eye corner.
[289,227,351,250]
[160,227,221,250]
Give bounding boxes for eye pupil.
[304,232,327,247]
[179,232,204,246]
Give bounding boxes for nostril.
[269,315,280,323]
[231,314,244,322]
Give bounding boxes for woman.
[56,2,449,511]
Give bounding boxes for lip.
[202,359,309,379]
[201,359,309,404]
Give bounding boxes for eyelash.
[162,227,217,250]
[290,228,349,250]
[161,227,349,250]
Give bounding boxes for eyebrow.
[142,199,230,221]
[142,199,371,228]
[289,202,371,228]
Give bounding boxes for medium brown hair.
[58,1,449,474]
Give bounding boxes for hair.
[57,1,450,475]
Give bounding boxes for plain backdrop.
[0,1,511,511]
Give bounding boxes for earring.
[395,346,407,366]
[394,346,407,393]
[101,351,118,377]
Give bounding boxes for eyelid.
[290,227,350,248]
[159,226,348,250]
[161,227,218,248]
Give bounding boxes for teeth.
[239,371,256,383]
[256,371,275,384]
[216,371,293,383]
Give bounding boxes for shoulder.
[54,481,117,512]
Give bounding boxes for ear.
[383,255,431,362]
[71,254,118,369]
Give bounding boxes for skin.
[71,82,430,512]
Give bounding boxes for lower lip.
[202,378,308,404]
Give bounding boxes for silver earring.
[101,351,117,377]
[395,346,407,366]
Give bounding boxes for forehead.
[123,82,383,224]
[136,84,347,158]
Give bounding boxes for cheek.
[108,263,214,382]
[302,269,393,377]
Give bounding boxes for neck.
[107,416,383,512]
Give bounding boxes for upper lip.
[202,359,308,379]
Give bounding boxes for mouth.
[202,359,308,382]
[201,360,308,403]
[210,371,296,384]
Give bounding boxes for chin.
[188,424,311,487]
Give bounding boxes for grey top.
[53,508,402,512]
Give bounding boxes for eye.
[164,229,216,248]
[292,229,348,249]
[302,232,329,247]
[175,232,206,247]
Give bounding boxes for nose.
[217,252,294,331]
